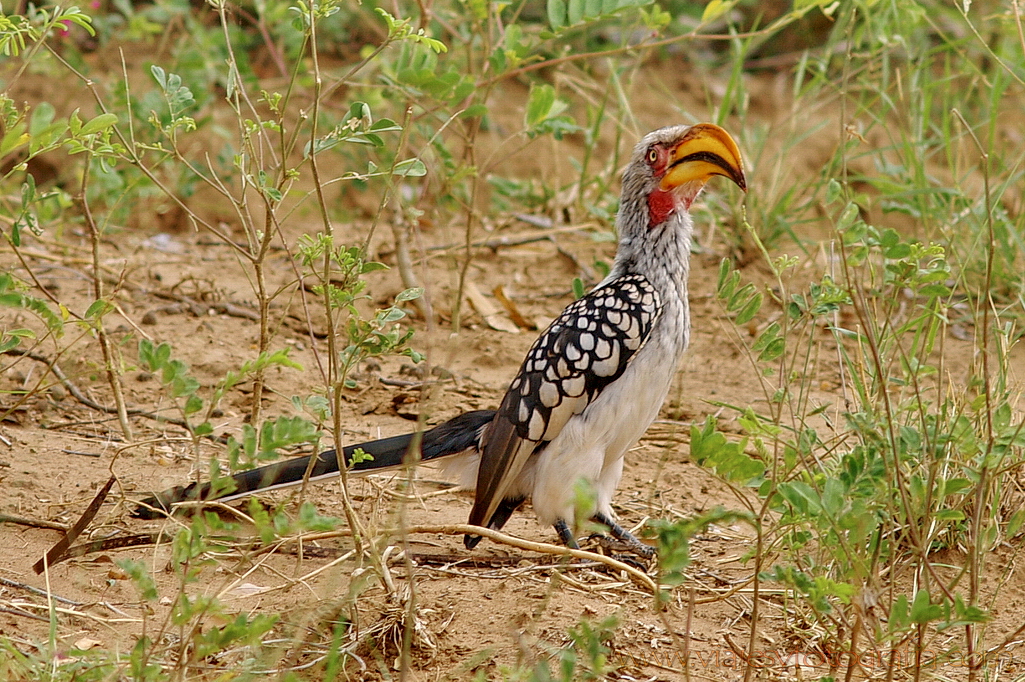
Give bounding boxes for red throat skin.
[647,188,687,226]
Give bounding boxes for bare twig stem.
[0,513,68,532]
[79,159,132,442]
[951,107,997,682]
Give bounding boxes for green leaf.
[701,0,734,23]
[392,158,427,177]
[919,283,951,297]
[80,113,118,136]
[884,242,911,259]
[758,337,785,363]
[21,174,36,207]
[836,202,859,231]
[820,477,844,515]
[155,341,171,367]
[138,339,154,368]
[889,594,910,631]
[298,502,341,531]
[380,307,406,323]
[0,328,35,353]
[716,258,732,291]
[726,282,756,312]
[525,83,557,127]
[733,291,762,325]
[690,416,764,484]
[879,228,900,248]
[184,394,204,415]
[57,7,95,36]
[84,299,115,320]
[29,102,56,138]
[751,322,780,352]
[909,589,943,624]
[777,481,819,514]
[547,0,567,28]
[251,416,321,462]
[151,65,167,89]
[0,287,62,333]
[825,178,843,204]
[567,0,584,24]
[28,103,67,154]
[652,506,751,595]
[395,287,424,302]
[0,122,30,159]
[937,595,990,630]
[1007,509,1025,538]
[117,559,159,602]
[360,261,389,274]
[718,270,740,302]
[369,118,401,132]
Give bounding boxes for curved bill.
[659,123,746,193]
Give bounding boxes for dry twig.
[0,512,69,532]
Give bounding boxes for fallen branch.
[0,605,49,622]
[0,576,81,605]
[54,518,659,592]
[148,291,261,321]
[405,524,658,593]
[0,512,68,532]
[254,524,658,592]
[422,222,599,253]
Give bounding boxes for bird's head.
[621,123,746,229]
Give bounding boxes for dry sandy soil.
[2,62,1024,681]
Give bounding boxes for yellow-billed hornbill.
[135,124,746,556]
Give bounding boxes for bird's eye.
[647,148,659,165]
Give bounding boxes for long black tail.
[133,410,495,519]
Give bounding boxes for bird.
[134,123,746,557]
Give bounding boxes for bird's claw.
[585,533,656,567]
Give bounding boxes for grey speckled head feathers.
[618,123,745,235]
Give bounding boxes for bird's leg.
[553,515,654,562]
[553,519,580,549]
[590,511,656,560]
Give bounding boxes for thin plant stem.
[79,156,133,443]
[305,1,369,565]
[952,106,997,682]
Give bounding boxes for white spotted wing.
[469,274,663,528]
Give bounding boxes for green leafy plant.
[688,187,1024,676]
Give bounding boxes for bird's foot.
[584,534,655,570]
[589,512,656,560]
[553,517,655,569]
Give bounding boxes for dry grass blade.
[32,475,116,574]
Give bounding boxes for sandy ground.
[2,61,1024,681]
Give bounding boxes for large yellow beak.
[659,123,746,193]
